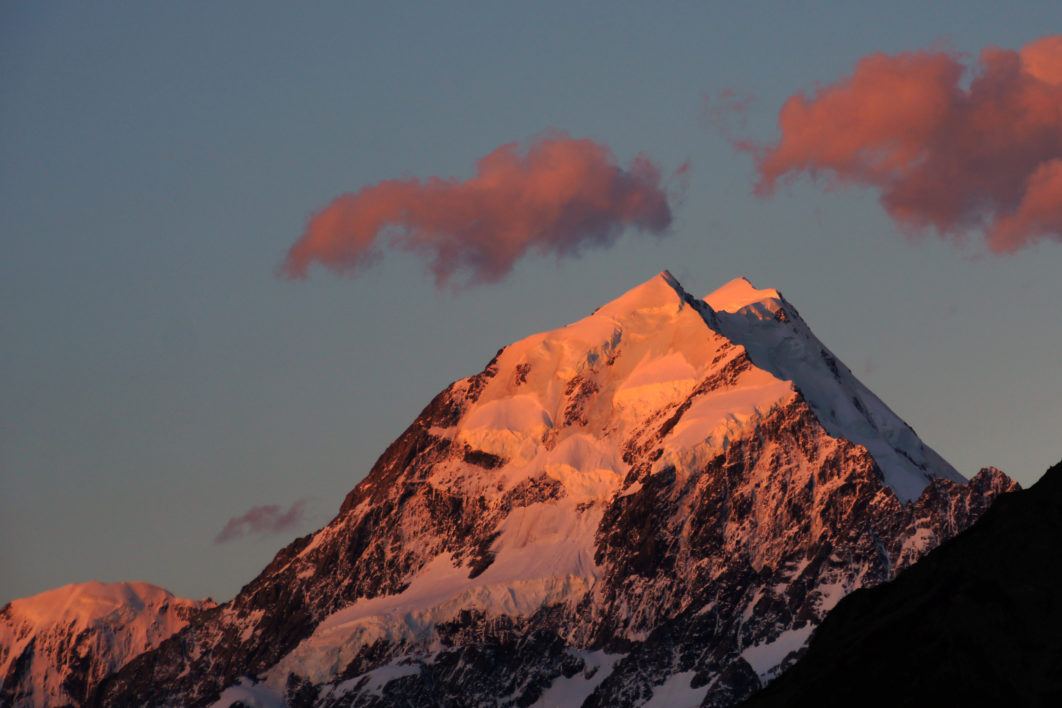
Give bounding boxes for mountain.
[0,581,214,707]
[87,272,1015,707]
[742,458,1062,707]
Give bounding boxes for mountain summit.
[84,272,1014,707]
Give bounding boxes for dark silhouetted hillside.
[744,459,1062,707]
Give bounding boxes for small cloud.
[214,500,307,544]
[744,35,1062,253]
[281,131,678,289]
[703,88,754,132]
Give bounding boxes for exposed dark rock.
[563,374,600,427]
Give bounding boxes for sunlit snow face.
[438,273,795,501]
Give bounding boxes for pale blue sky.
[3,2,1060,603]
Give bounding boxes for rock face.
[91,272,1016,707]
[742,458,1062,707]
[0,581,213,708]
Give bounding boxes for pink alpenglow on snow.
[281,132,675,288]
[214,500,307,544]
[751,35,1062,253]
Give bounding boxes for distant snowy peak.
[0,581,214,707]
[2,580,193,630]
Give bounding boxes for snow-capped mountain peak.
[87,271,1015,708]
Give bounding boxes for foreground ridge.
[67,272,1015,707]
[744,459,1061,706]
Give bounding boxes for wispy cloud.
[281,131,678,288]
[214,500,307,544]
[703,88,756,152]
[747,35,1062,253]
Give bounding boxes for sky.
[2,2,1061,605]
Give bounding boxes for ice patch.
[644,671,709,708]
[458,395,553,464]
[662,377,794,460]
[209,677,285,708]
[613,351,698,419]
[329,660,420,699]
[532,650,623,707]
[740,624,814,680]
[538,434,624,501]
[814,580,847,612]
[901,526,937,562]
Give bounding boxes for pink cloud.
[750,35,1062,253]
[281,131,676,288]
[214,500,306,544]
